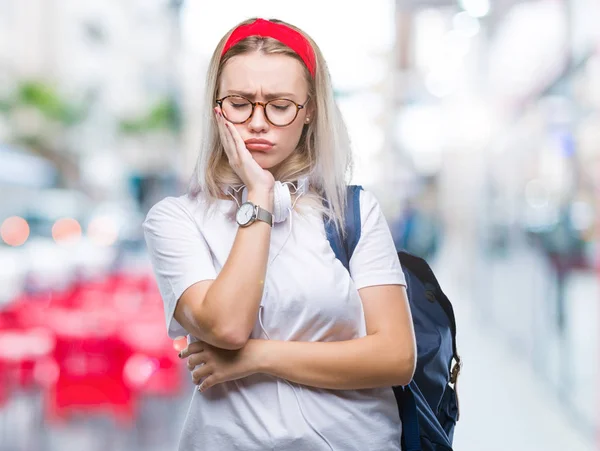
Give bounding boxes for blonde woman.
[143,18,417,451]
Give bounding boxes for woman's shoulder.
[353,187,394,232]
[357,188,385,217]
[144,191,227,228]
[358,188,379,207]
[144,193,206,225]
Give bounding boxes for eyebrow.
[225,90,297,100]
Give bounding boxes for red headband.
[221,19,316,78]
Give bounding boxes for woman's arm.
[184,284,417,390]
[256,284,416,389]
[174,188,273,350]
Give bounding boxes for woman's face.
[217,52,312,171]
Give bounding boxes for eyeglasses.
[215,95,310,127]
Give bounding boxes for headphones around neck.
[223,177,309,224]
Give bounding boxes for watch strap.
[255,205,273,227]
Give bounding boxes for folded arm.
[256,284,416,389]
[185,284,417,390]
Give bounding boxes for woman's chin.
[251,152,279,169]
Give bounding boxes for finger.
[178,341,204,359]
[192,364,212,385]
[187,351,207,371]
[215,110,231,148]
[215,109,236,162]
[198,374,217,392]
[214,108,232,149]
[224,120,249,161]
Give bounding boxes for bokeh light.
[52,218,82,244]
[1,216,30,246]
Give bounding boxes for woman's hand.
[215,107,274,193]
[180,339,263,392]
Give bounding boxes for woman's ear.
[304,104,315,124]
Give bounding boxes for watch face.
[236,202,255,226]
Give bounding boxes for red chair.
[43,308,136,426]
[1,268,180,428]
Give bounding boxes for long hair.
[188,18,353,230]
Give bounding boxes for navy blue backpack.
[324,185,461,451]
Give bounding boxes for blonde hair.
[188,18,353,230]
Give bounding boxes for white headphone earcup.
[273,183,281,220]
[273,181,292,223]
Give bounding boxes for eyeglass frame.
[215,95,310,127]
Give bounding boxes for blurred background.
[0,0,598,450]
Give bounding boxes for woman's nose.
[248,104,269,131]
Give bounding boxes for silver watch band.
[255,205,273,227]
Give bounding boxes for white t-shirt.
[143,189,407,451]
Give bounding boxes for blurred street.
[433,239,596,451]
[1,0,599,449]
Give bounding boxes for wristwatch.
[236,201,273,228]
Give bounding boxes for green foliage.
[119,97,181,135]
[17,81,84,125]
[0,80,85,125]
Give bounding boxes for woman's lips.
[245,139,274,151]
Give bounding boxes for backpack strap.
[397,385,422,451]
[324,185,363,271]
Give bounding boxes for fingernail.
[179,348,187,358]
